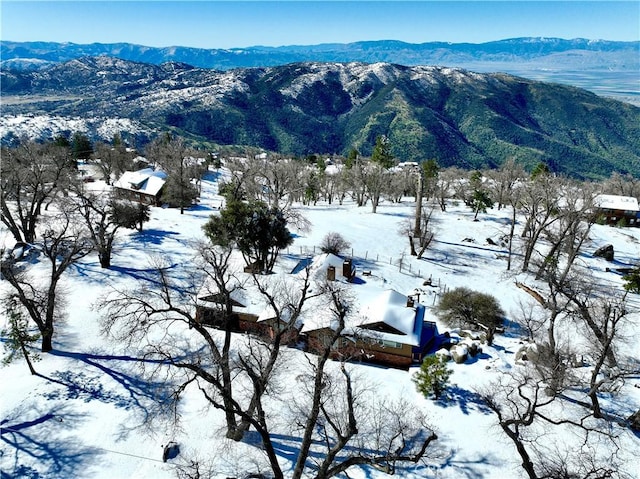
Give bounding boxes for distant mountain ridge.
[2,57,639,178]
[2,38,638,71]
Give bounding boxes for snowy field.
[1,170,639,479]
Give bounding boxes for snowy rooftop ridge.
[113,168,167,196]
[594,194,640,212]
[359,289,424,346]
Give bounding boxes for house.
[593,194,640,227]
[195,282,266,336]
[195,253,437,368]
[302,288,437,368]
[194,271,310,342]
[113,168,167,206]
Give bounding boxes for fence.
[286,244,449,304]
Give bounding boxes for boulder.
[450,345,468,364]
[593,244,614,261]
[515,343,539,363]
[435,348,452,361]
[460,330,487,343]
[459,338,482,356]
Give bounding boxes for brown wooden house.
[593,194,640,227]
[195,255,437,368]
[113,168,167,206]
[302,289,436,368]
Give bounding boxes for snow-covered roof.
[113,168,167,196]
[304,253,353,282]
[359,289,424,346]
[325,164,343,176]
[200,254,424,347]
[197,275,266,319]
[300,287,424,348]
[594,194,640,212]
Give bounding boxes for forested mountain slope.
[2,57,639,177]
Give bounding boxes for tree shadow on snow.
[39,350,173,432]
[436,385,492,415]
[187,202,216,213]
[109,262,182,285]
[241,430,434,478]
[1,402,101,479]
[432,449,499,479]
[125,228,181,247]
[434,239,510,257]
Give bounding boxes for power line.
[1,425,179,467]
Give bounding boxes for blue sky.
[2,1,638,48]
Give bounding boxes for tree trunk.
[1,200,25,243]
[588,388,603,419]
[414,173,423,237]
[20,340,37,375]
[99,249,112,268]
[507,206,516,271]
[41,328,53,352]
[502,425,538,479]
[408,235,417,256]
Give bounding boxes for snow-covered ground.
[1,171,639,479]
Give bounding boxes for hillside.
[2,58,639,178]
[1,168,639,479]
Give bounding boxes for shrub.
[413,355,452,400]
[616,218,628,228]
[435,287,504,345]
[319,232,351,256]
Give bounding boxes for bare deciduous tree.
[435,166,465,212]
[1,205,93,351]
[401,204,436,259]
[480,368,622,479]
[1,140,76,244]
[146,134,200,214]
[92,139,135,185]
[533,182,596,281]
[486,158,527,211]
[602,171,640,199]
[518,173,561,272]
[72,187,136,268]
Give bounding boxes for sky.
[1,1,639,49]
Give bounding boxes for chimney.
[406,295,415,308]
[327,265,336,281]
[342,258,353,278]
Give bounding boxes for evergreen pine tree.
[413,355,452,400]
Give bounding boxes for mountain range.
[1,39,639,178]
[2,38,638,71]
[3,38,639,104]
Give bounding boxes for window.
[372,338,402,349]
